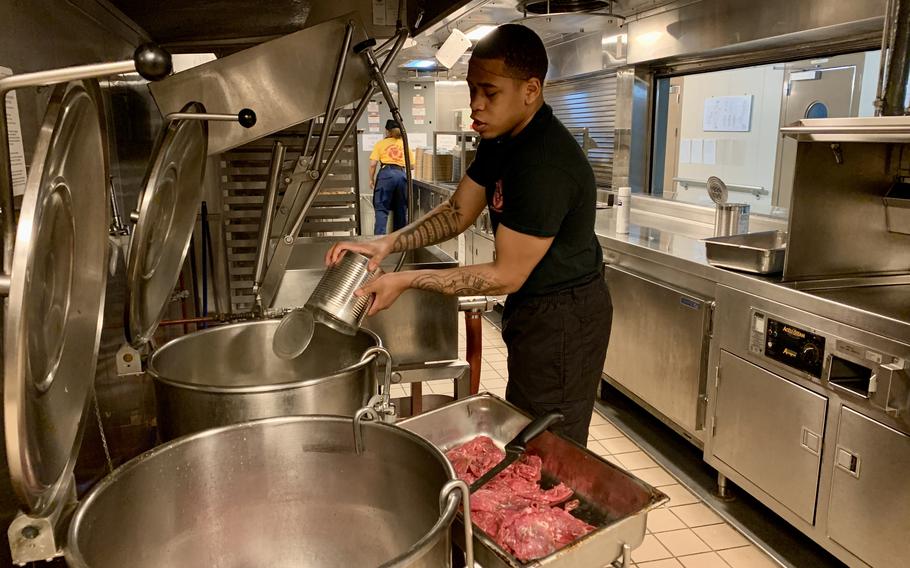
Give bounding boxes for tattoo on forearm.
[391,197,464,252]
[411,268,508,296]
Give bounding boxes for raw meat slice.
[445,436,595,561]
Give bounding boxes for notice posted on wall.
[408,132,428,148]
[703,95,753,132]
[361,133,383,152]
[436,134,458,150]
[1,66,27,196]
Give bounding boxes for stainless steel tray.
[398,394,667,568]
[704,230,787,274]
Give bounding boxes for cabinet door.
[827,408,910,567]
[603,265,710,436]
[712,351,827,524]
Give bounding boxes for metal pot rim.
[147,319,383,394]
[66,414,459,568]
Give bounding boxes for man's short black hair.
[471,24,548,82]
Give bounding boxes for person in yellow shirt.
[369,119,415,234]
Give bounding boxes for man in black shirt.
[326,24,612,444]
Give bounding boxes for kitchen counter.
[596,207,910,343]
[412,178,910,341]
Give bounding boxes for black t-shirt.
[466,103,602,296]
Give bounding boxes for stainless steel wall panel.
[149,15,371,155]
[547,73,618,188]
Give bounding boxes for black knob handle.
[133,43,172,81]
[238,108,257,128]
[802,344,820,364]
[354,38,378,54]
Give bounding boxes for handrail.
[673,177,768,198]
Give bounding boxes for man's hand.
[355,271,414,316]
[325,236,394,271]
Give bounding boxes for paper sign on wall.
[436,134,458,150]
[679,139,692,164]
[413,95,424,105]
[691,139,704,164]
[703,139,717,165]
[368,115,380,124]
[412,106,426,117]
[408,132,428,148]
[1,66,27,196]
[414,119,425,125]
[361,133,383,151]
[367,102,380,113]
[369,126,380,133]
[703,95,753,132]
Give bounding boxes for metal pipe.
[314,22,355,169]
[301,118,318,160]
[874,0,898,115]
[465,311,483,395]
[253,141,286,298]
[882,0,910,116]
[0,61,134,94]
[157,316,220,327]
[359,32,413,272]
[286,87,376,241]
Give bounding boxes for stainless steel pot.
[66,415,472,568]
[149,319,381,439]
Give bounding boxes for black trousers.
[502,275,613,446]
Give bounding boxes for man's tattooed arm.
[390,197,467,252]
[409,266,513,296]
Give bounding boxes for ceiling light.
[464,24,497,41]
[402,59,438,69]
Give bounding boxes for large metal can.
[149,319,381,439]
[66,415,470,567]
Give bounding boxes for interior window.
[650,49,882,216]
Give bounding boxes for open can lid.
[4,80,110,515]
[125,102,208,348]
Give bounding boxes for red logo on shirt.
[491,179,504,213]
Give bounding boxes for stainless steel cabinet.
[827,407,910,568]
[470,231,495,265]
[711,351,828,524]
[603,265,712,440]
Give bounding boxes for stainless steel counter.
[412,178,910,342]
[596,208,910,343]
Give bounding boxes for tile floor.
[389,316,782,568]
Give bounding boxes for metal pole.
[0,61,134,94]
[882,0,910,116]
[253,141,286,300]
[287,87,377,240]
[314,22,355,169]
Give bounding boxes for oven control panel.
[750,312,826,377]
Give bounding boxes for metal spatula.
[468,412,564,492]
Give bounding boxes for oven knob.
[802,344,821,365]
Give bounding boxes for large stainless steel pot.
[149,319,381,439]
[66,415,472,567]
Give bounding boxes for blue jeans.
[373,166,408,235]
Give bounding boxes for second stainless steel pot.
[66,415,472,568]
[149,319,381,439]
